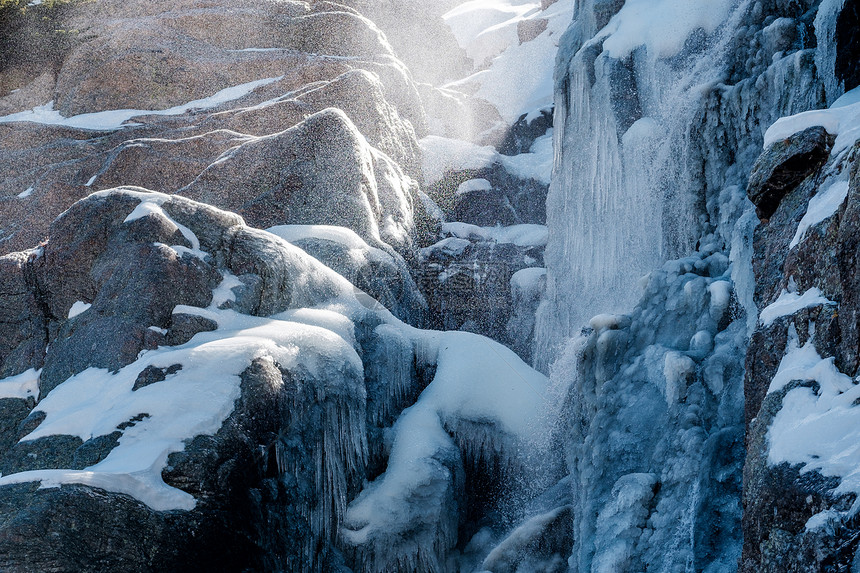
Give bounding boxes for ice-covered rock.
[557,245,745,573]
[538,1,860,571]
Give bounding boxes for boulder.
[747,126,834,220]
[181,108,420,256]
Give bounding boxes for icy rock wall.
[535,0,847,367]
[538,0,855,571]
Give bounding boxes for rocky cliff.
[3,0,860,571]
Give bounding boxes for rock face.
[0,0,428,263]
[419,223,546,350]
[742,131,860,571]
[0,189,555,572]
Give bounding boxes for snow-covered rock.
[0,188,558,572]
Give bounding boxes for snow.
[0,368,40,400]
[763,86,860,155]
[767,328,860,506]
[499,129,553,183]
[444,0,575,123]
[67,301,91,319]
[805,509,842,531]
[600,0,735,59]
[267,224,379,254]
[457,178,493,195]
[17,188,33,199]
[759,287,835,327]
[0,76,283,131]
[415,330,550,438]
[789,179,849,249]
[510,267,546,292]
[91,188,171,204]
[422,236,472,258]
[421,132,553,186]
[0,272,363,512]
[226,48,287,53]
[442,0,538,66]
[441,222,548,246]
[124,200,204,257]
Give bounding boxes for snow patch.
[268,224,378,253]
[600,0,735,59]
[67,301,91,319]
[457,178,493,195]
[510,267,546,292]
[444,0,576,123]
[17,188,33,199]
[805,509,842,531]
[420,131,553,186]
[420,136,498,186]
[790,179,850,249]
[759,287,835,327]
[0,368,40,400]
[764,86,860,155]
[767,329,860,506]
[441,222,548,247]
[0,76,283,131]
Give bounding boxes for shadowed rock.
[747,126,834,220]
